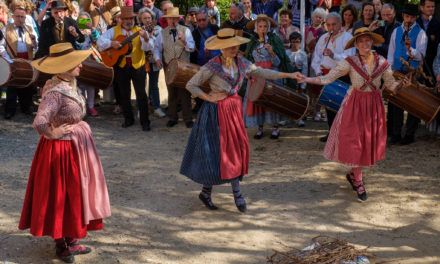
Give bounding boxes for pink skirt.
[324,89,387,167]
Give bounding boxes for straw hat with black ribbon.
[246,14,277,31]
[32,43,91,74]
[110,6,121,18]
[205,28,250,50]
[344,27,384,50]
[120,6,136,19]
[162,7,182,18]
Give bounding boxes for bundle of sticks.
[267,235,375,264]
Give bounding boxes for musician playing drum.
[181,28,301,213]
[311,12,355,142]
[97,6,153,131]
[387,4,428,145]
[299,27,408,201]
[0,4,38,119]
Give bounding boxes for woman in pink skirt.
[19,43,111,263]
[299,28,407,201]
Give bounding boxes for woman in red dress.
[19,43,111,263]
[299,28,407,201]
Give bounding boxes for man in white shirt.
[387,4,428,145]
[97,6,154,131]
[153,7,195,128]
[311,12,355,142]
[1,6,38,119]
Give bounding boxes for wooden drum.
[0,57,11,86]
[77,58,114,90]
[34,58,114,90]
[7,59,39,88]
[165,59,210,93]
[248,77,310,121]
[382,72,440,124]
[383,85,440,124]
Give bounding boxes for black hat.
[50,0,68,10]
[402,4,419,16]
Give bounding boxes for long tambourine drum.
[34,58,114,90]
[318,80,350,112]
[1,58,39,88]
[248,77,310,121]
[0,57,11,86]
[165,59,210,93]
[382,72,440,124]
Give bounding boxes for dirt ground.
[1,75,440,264]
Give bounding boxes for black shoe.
[319,134,328,142]
[166,120,178,127]
[400,135,415,145]
[389,135,401,145]
[56,250,75,263]
[354,183,368,201]
[142,123,151,131]
[4,112,14,119]
[254,130,263,139]
[270,129,280,139]
[121,119,134,128]
[346,173,356,190]
[199,193,218,210]
[234,195,247,213]
[185,121,194,128]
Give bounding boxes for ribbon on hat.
[37,48,75,66]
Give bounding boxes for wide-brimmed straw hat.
[246,14,277,30]
[110,6,121,18]
[162,7,182,18]
[120,6,136,19]
[344,27,384,50]
[32,43,91,74]
[205,28,250,50]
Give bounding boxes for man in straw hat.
[1,4,38,119]
[387,3,428,145]
[311,12,355,142]
[35,0,84,58]
[181,28,301,212]
[97,6,154,131]
[19,42,111,263]
[153,7,195,128]
[298,27,409,201]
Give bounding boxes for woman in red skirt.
[19,43,111,263]
[299,28,408,201]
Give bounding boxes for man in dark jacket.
[35,0,84,58]
[417,0,439,86]
[190,10,220,65]
[373,3,400,58]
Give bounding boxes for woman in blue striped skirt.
[181,28,301,212]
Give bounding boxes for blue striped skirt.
[180,101,242,185]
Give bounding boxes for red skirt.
[218,94,249,180]
[19,137,103,239]
[324,89,387,167]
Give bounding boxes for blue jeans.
[148,67,160,109]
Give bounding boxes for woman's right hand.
[50,123,74,139]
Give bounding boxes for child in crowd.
[286,32,308,127]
